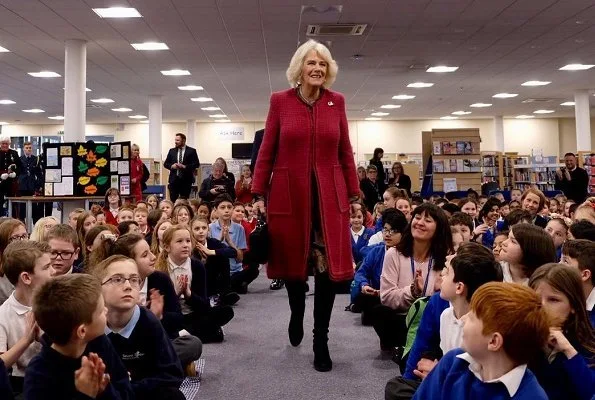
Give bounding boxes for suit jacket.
[18,154,42,193]
[250,129,265,174]
[163,146,200,184]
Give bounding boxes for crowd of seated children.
[81,224,119,271]
[545,217,569,261]
[116,206,135,224]
[412,282,551,400]
[159,200,174,219]
[171,204,193,227]
[134,207,149,235]
[350,205,375,265]
[103,188,121,226]
[471,197,500,249]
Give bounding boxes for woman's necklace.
[298,86,319,105]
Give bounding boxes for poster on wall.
[42,141,131,198]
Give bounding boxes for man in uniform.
[0,137,22,217]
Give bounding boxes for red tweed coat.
[252,88,359,282]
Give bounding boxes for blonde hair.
[155,225,192,272]
[29,216,59,242]
[286,40,338,88]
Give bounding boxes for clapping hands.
[74,353,110,398]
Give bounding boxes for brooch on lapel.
[328,101,334,106]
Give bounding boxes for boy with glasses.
[45,224,82,275]
[92,255,184,400]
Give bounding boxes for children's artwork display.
[42,141,131,197]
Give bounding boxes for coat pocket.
[268,167,292,215]
[333,165,349,213]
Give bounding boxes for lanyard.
[410,256,433,296]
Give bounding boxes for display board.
[42,141,131,197]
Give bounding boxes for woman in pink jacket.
[373,203,453,350]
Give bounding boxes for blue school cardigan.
[413,348,547,400]
[351,244,385,303]
[350,227,375,264]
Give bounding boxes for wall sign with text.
[216,126,244,141]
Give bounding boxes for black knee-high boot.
[313,273,335,372]
[285,281,306,346]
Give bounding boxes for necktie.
[177,148,182,176]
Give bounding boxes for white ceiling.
[1,0,595,124]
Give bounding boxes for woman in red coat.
[252,39,359,372]
[130,144,144,203]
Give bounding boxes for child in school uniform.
[45,224,83,275]
[498,224,557,284]
[134,207,149,236]
[350,206,375,265]
[529,263,595,400]
[191,216,240,307]
[24,274,134,399]
[92,255,185,400]
[0,241,54,395]
[561,239,595,327]
[413,282,550,400]
[155,225,234,343]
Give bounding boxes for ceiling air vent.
[521,98,555,104]
[307,24,367,36]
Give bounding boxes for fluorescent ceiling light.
[90,98,114,103]
[493,93,518,98]
[161,69,191,76]
[48,115,64,120]
[427,66,458,73]
[131,42,169,51]
[93,7,142,18]
[62,87,91,91]
[440,116,458,120]
[128,115,147,119]
[0,100,15,105]
[407,82,434,88]
[178,85,203,91]
[0,122,9,125]
[191,97,213,102]
[392,95,416,100]
[521,80,551,86]
[22,109,44,113]
[371,112,389,116]
[470,103,492,108]
[380,104,401,109]
[28,71,61,78]
[209,114,227,118]
[111,108,132,112]
[215,119,231,123]
[201,107,220,111]
[516,115,535,119]
[452,111,471,115]
[560,101,575,106]
[0,46,9,52]
[533,109,554,114]
[365,117,382,121]
[559,64,595,71]
[140,120,149,124]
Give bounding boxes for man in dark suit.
[554,152,589,204]
[18,141,42,220]
[163,133,200,201]
[0,137,21,217]
[250,129,264,174]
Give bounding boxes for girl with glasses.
[0,219,28,304]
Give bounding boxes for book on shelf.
[450,159,457,172]
[469,159,481,172]
[456,141,465,155]
[442,142,451,155]
[471,142,480,154]
[433,160,444,173]
[432,141,442,155]
[457,159,465,172]
[464,142,473,154]
[450,142,458,155]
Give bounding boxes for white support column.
[148,95,163,160]
[186,119,196,148]
[62,39,87,221]
[574,90,591,151]
[493,115,504,152]
[64,39,86,142]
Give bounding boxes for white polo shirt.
[0,292,42,376]
[439,306,464,354]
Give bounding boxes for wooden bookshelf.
[481,151,502,187]
[578,151,595,193]
[141,158,162,185]
[430,128,482,192]
[512,154,561,192]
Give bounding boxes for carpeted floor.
[198,271,399,400]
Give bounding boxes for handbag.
[248,215,269,264]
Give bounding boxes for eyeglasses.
[8,233,28,243]
[382,228,399,236]
[50,251,75,260]
[101,274,143,289]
